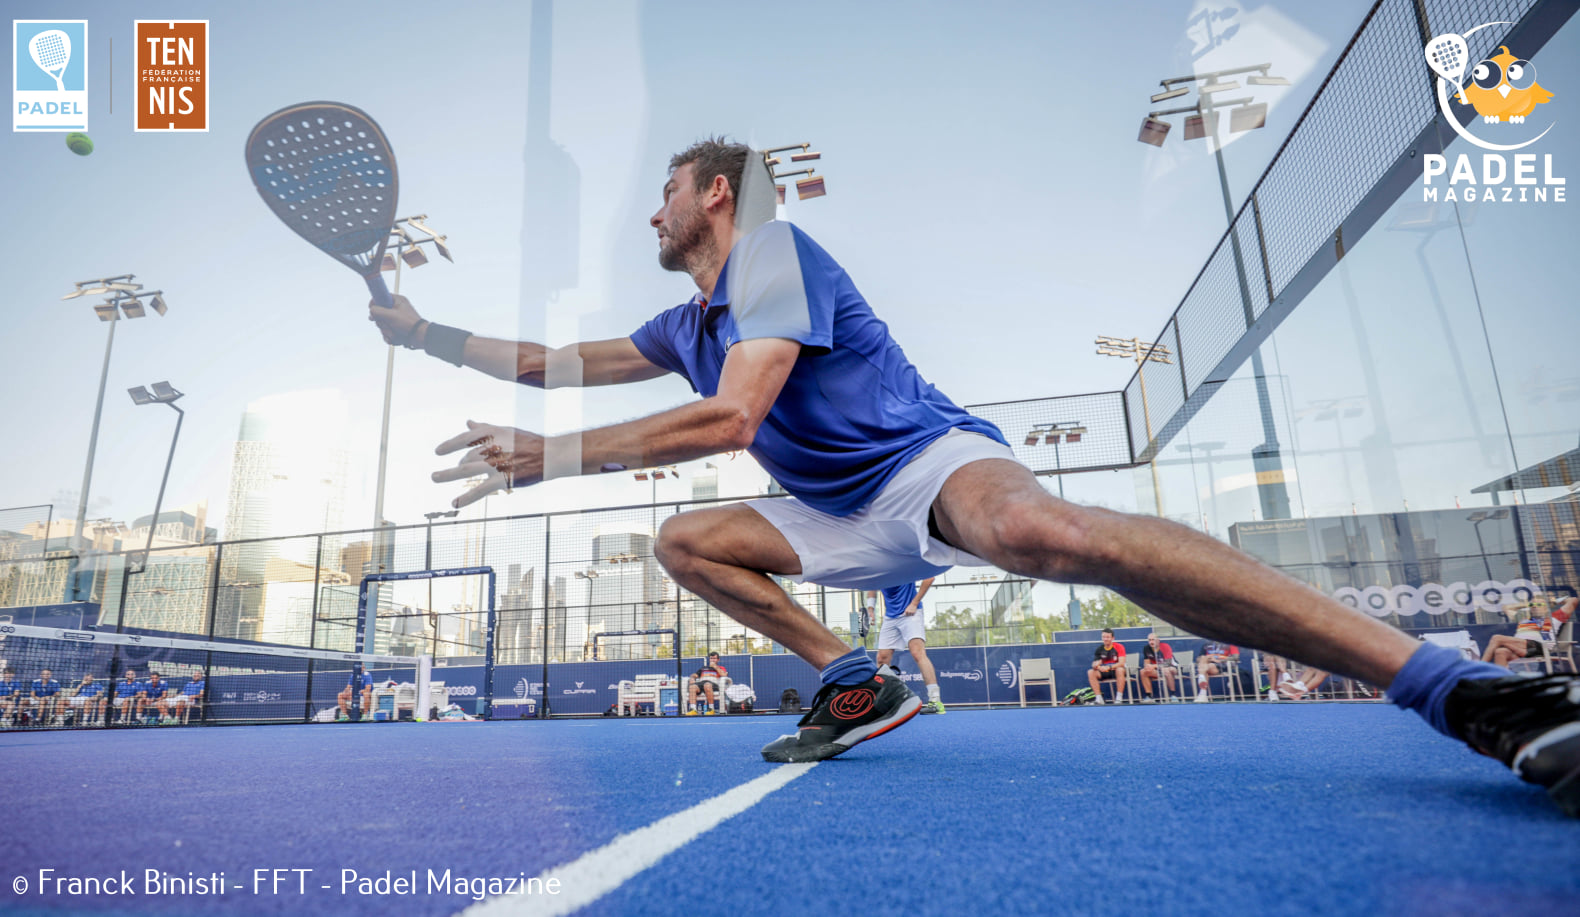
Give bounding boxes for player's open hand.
[434,420,544,508]
[369,293,423,346]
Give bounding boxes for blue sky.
[16,0,1557,566]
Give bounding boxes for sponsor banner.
[1333,579,1542,618]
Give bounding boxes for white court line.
[457,762,818,917]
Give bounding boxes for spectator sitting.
[1088,628,1126,704]
[1262,652,1291,702]
[1482,596,1575,668]
[111,668,145,724]
[0,668,26,726]
[339,670,374,720]
[69,673,107,726]
[1194,641,1240,702]
[1138,632,1178,702]
[140,673,167,723]
[687,652,728,715]
[1273,664,1332,700]
[30,668,64,726]
[170,672,205,723]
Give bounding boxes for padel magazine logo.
[1421,22,1565,204]
[13,19,88,132]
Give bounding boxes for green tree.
[1078,590,1153,631]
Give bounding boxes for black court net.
[0,624,426,731]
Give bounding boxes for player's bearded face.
[658,194,707,272]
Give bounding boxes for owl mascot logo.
[1456,45,1554,124]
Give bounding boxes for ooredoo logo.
[1421,24,1564,203]
[1333,578,1543,618]
[829,688,874,720]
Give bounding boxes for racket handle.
[365,272,394,308]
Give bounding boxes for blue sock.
[821,647,877,686]
[1388,642,1508,739]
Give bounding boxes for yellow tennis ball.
[66,132,94,156]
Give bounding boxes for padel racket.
[29,29,71,92]
[245,101,399,306]
[1424,32,1469,87]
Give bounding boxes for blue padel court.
[4,704,1576,917]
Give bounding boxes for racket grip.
[365,272,394,308]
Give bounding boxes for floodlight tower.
[1137,63,1292,521]
[116,382,185,632]
[60,276,169,601]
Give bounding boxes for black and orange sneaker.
[1444,673,1580,817]
[760,673,921,763]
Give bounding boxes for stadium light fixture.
[1198,79,1241,95]
[1138,117,1172,146]
[1183,112,1219,141]
[93,302,118,321]
[1230,102,1268,133]
[763,143,830,204]
[147,293,167,316]
[401,245,429,269]
[149,381,183,403]
[120,298,146,319]
[1247,73,1290,86]
[127,386,155,405]
[1150,85,1190,103]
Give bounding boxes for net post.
[105,653,122,729]
[539,515,552,719]
[303,657,315,723]
[482,568,496,720]
[415,654,432,721]
[352,578,370,722]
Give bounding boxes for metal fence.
[966,0,1567,474]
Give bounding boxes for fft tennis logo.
[13,19,88,132]
[134,20,208,132]
[1421,23,1564,204]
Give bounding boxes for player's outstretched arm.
[432,337,800,508]
[368,295,667,387]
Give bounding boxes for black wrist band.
[423,322,472,367]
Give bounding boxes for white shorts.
[70,695,101,707]
[747,429,1015,590]
[878,612,927,651]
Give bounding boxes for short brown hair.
[669,136,753,208]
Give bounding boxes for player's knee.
[653,515,705,579]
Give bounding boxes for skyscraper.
[218,391,353,643]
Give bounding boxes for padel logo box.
[13,19,89,132]
[134,20,207,132]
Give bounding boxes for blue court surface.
[3,704,1576,917]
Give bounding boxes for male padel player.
[371,138,1580,814]
[870,578,945,714]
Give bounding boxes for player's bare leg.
[656,504,922,762]
[929,459,1420,685]
[655,505,849,668]
[930,457,1580,814]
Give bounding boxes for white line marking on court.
[456,762,818,917]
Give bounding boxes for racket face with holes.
[29,30,71,88]
[1425,34,1468,86]
[245,101,398,305]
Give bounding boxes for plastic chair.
[1019,658,1055,707]
[1510,615,1577,675]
